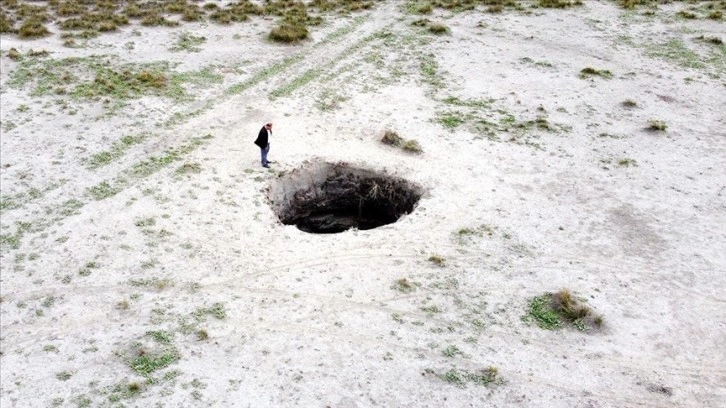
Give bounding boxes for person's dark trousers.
[260,143,270,166]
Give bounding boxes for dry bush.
[428,23,449,34]
[401,139,422,153]
[381,130,403,146]
[269,23,308,43]
[552,289,604,331]
[18,18,49,38]
[648,120,667,131]
[526,289,604,332]
[381,130,423,154]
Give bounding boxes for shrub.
[579,67,613,79]
[401,139,422,153]
[428,23,449,34]
[676,10,697,20]
[0,12,15,33]
[381,130,403,146]
[18,18,50,38]
[269,23,308,43]
[648,120,667,131]
[98,21,117,32]
[381,130,423,154]
[7,48,21,60]
[415,3,433,14]
[428,255,445,266]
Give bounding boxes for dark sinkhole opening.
[268,162,423,234]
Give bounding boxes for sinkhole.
[268,162,423,234]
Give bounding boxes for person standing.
[254,122,274,168]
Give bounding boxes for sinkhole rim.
[267,161,423,234]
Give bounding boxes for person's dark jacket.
[254,126,269,148]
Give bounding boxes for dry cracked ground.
[1,1,725,407]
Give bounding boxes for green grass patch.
[127,348,179,376]
[442,96,493,109]
[87,181,122,200]
[226,54,304,95]
[419,53,442,87]
[524,289,603,332]
[436,111,469,128]
[146,330,174,344]
[440,367,501,387]
[525,295,562,330]
[130,137,204,177]
[647,38,705,69]
[270,68,322,98]
[193,303,227,320]
[87,134,146,169]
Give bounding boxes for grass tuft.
[579,67,613,79]
[648,120,667,131]
[621,99,638,108]
[18,18,50,38]
[428,255,445,266]
[269,23,308,43]
[428,23,449,34]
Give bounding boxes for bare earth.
[1,2,725,407]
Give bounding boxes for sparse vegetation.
[87,181,122,200]
[127,348,180,376]
[440,366,501,387]
[428,23,449,34]
[193,303,227,320]
[176,162,202,174]
[87,134,146,169]
[391,277,418,293]
[442,344,462,358]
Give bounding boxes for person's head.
[265,122,272,130]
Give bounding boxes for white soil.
[1,1,725,407]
